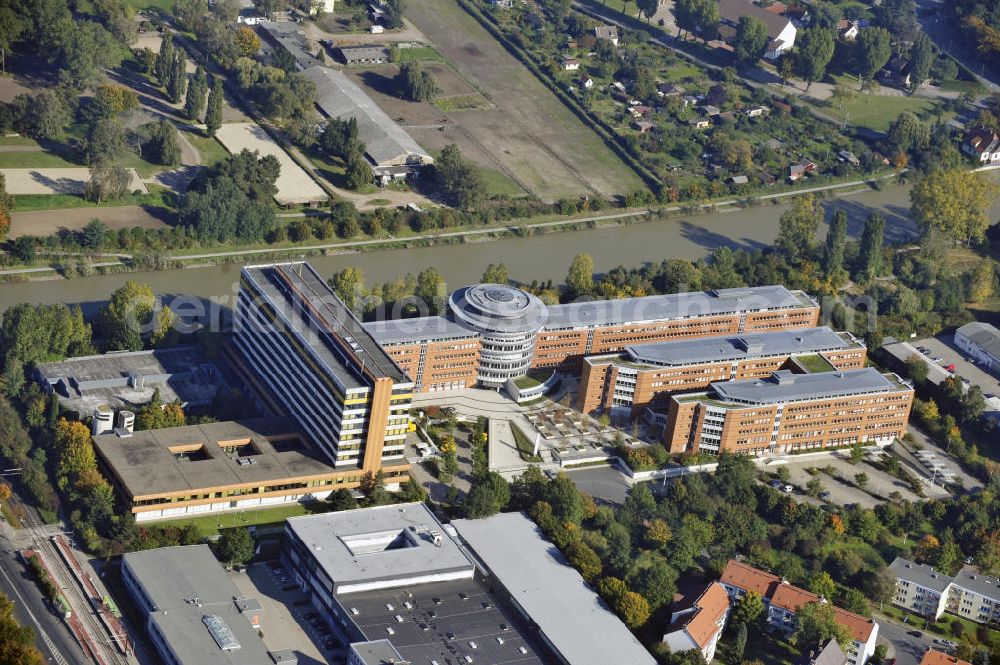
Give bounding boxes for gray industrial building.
[335,45,391,65]
[121,545,273,665]
[956,321,1000,374]
[301,66,433,180]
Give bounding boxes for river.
[0,183,936,314]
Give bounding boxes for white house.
[718,0,796,59]
[956,322,1000,373]
[662,582,729,662]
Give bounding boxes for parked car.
[818,491,831,500]
[944,364,956,373]
[782,484,793,493]
[908,630,923,637]
[770,479,783,489]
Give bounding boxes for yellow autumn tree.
[911,169,999,244]
[234,27,261,58]
[54,418,98,492]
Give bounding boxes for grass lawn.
[0,136,41,147]
[394,46,444,63]
[125,0,175,10]
[159,503,327,539]
[12,187,170,212]
[433,95,490,112]
[716,629,799,665]
[810,92,940,133]
[796,354,835,373]
[182,130,228,168]
[0,151,80,169]
[510,423,542,462]
[479,165,525,198]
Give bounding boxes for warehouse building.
[121,545,271,665]
[579,326,866,420]
[664,368,913,455]
[365,283,821,392]
[955,321,1000,374]
[235,262,413,478]
[301,66,433,181]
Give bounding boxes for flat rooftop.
[614,326,855,367]
[958,321,1000,359]
[710,368,908,405]
[542,285,814,331]
[363,315,477,346]
[123,545,271,665]
[259,21,319,70]
[285,503,475,594]
[37,346,228,413]
[242,263,409,387]
[453,512,657,665]
[343,578,547,665]
[94,417,336,498]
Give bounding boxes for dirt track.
[404,0,642,201]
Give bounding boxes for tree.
[183,66,209,121]
[397,62,441,102]
[431,144,486,209]
[147,120,181,166]
[320,117,360,159]
[0,593,44,665]
[674,0,718,42]
[54,418,98,493]
[84,165,132,204]
[482,263,508,284]
[731,590,765,626]
[856,211,885,283]
[795,28,835,90]
[329,267,364,313]
[328,488,358,511]
[79,219,108,250]
[616,589,651,629]
[565,541,602,581]
[254,0,289,20]
[155,32,175,87]
[734,16,768,67]
[89,84,139,121]
[415,267,445,313]
[83,117,131,167]
[216,527,255,566]
[824,210,847,279]
[911,170,998,244]
[13,91,71,139]
[205,77,224,137]
[566,253,594,299]
[234,27,261,58]
[384,0,405,29]
[792,602,851,650]
[855,472,869,488]
[167,50,188,104]
[55,21,127,88]
[855,27,892,85]
[838,587,871,617]
[0,173,12,240]
[777,194,822,264]
[626,556,677,609]
[809,571,837,600]
[886,112,929,157]
[731,622,748,662]
[636,0,658,20]
[0,6,24,76]
[100,280,160,351]
[877,0,919,42]
[345,152,373,190]
[909,33,934,93]
[968,259,996,302]
[465,471,511,518]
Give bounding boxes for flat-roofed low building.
[453,512,658,665]
[955,321,1000,374]
[665,368,913,456]
[94,417,358,522]
[283,503,548,665]
[580,327,866,420]
[335,45,391,65]
[121,544,271,665]
[888,557,952,620]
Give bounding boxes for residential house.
[922,650,972,665]
[789,158,817,181]
[719,561,878,665]
[715,110,736,124]
[889,557,1000,625]
[690,118,711,129]
[718,0,797,59]
[728,175,749,185]
[595,25,619,45]
[961,126,1000,164]
[490,0,515,7]
[633,120,655,133]
[563,57,581,71]
[663,583,730,663]
[879,56,912,89]
[701,105,721,117]
[580,77,595,89]
[611,81,628,99]
[658,83,686,97]
[744,105,767,117]
[837,150,860,167]
[837,19,859,41]
[631,105,652,118]
[799,639,848,665]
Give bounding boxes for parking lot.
[229,561,346,665]
[915,335,1000,408]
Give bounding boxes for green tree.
[55,21,126,88]
[384,0,405,29]
[856,211,885,283]
[824,210,847,279]
[167,50,188,104]
[855,27,892,85]
[734,16,768,67]
[911,169,999,244]
[328,488,358,511]
[147,120,181,166]
[345,152,373,190]
[626,555,677,609]
[216,527,255,567]
[968,259,996,302]
[795,28,836,90]
[465,471,511,518]
[674,0,719,42]
[776,195,822,264]
[791,601,851,650]
[909,33,934,92]
[731,590,765,626]
[431,144,486,209]
[565,541,602,581]
[205,77,224,137]
[731,622,748,662]
[397,61,441,102]
[566,253,594,299]
[415,267,446,313]
[546,473,584,524]
[636,0,658,20]
[886,111,929,156]
[84,164,132,204]
[183,65,209,121]
[79,219,108,250]
[482,263,509,284]
[810,571,836,600]
[100,281,160,351]
[83,117,131,167]
[155,31,175,87]
[329,267,364,313]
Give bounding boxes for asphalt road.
[564,466,634,505]
[0,540,90,665]
[877,615,937,665]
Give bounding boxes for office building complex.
[235,263,413,475]
[664,368,913,455]
[580,327,866,419]
[94,417,378,522]
[719,561,878,665]
[365,284,820,392]
[282,503,549,664]
[890,557,1000,625]
[121,545,271,665]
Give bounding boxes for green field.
[394,46,445,63]
[810,91,941,133]
[125,0,175,11]
[158,503,325,539]
[0,151,79,169]
[12,187,170,212]
[182,130,228,168]
[479,166,525,198]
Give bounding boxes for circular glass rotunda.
[448,284,549,389]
